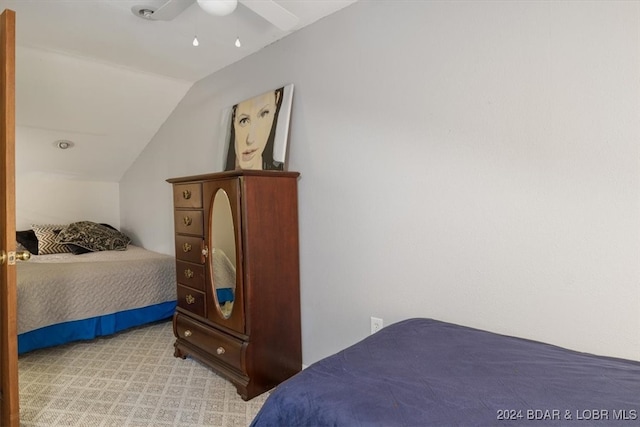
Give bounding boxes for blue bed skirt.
[217,288,234,304]
[18,300,177,355]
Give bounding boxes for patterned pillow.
[31,224,73,255]
[56,221,131,252]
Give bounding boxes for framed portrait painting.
[224,84,294,171]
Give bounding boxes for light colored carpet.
[18,320,268,426]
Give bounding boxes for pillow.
[16,230,39,254]
[31,224,73,255]
[65,243,91,255]
[56,221,131,252]
[64,224,121,254]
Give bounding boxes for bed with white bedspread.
[17,245,176,354]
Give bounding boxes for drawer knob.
[182,189,191,200]
[185,294,195,304]
[184,330,192,338]
[182,243,192,252]
[183,216,192,226]
[216,346,225,355]
[184,268,194,279]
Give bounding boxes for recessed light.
[54,140,75,150]
[132,6,156,20]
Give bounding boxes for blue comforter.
[251,318,640,426]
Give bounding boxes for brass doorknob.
[0,250,31,265]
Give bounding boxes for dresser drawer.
[174,210,203,235]
[175,313,244,372]
[174,183,202,209]
[175,235,203,263]
[176,260,205,291]
[177,285,206,317]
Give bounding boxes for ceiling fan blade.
[239,0,299,31]
[149,0,196,21]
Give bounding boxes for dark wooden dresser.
[167,170,301,400]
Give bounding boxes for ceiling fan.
[138,0,299,31]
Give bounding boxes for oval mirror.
[210,188,237,319]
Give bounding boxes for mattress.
[17,245,177,354]
[251,318,640,426]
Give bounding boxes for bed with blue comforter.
[251,318,640,426]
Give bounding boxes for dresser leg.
[174,343,187,359]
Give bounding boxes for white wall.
[15,46,192,182]
[13,45,191,232]
[120,0,640,364]
[16,172,120,230]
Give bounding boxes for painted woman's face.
[233,91,277,170]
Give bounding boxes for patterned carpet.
[18,320,268,426]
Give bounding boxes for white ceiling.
[0,0,357,181]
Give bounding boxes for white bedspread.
[211,248,235,290]
[17,245,176,334]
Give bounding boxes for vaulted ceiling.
[0,0,357,181]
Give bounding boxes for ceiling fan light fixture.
[197,0,238,17]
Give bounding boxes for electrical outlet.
[370,317,383,334]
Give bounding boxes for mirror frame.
[205,179,244,333]
[209,188,236,320]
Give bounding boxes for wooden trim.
[167,169,300,184]
[0,8,19,427]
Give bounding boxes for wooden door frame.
[0,8,19,427]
